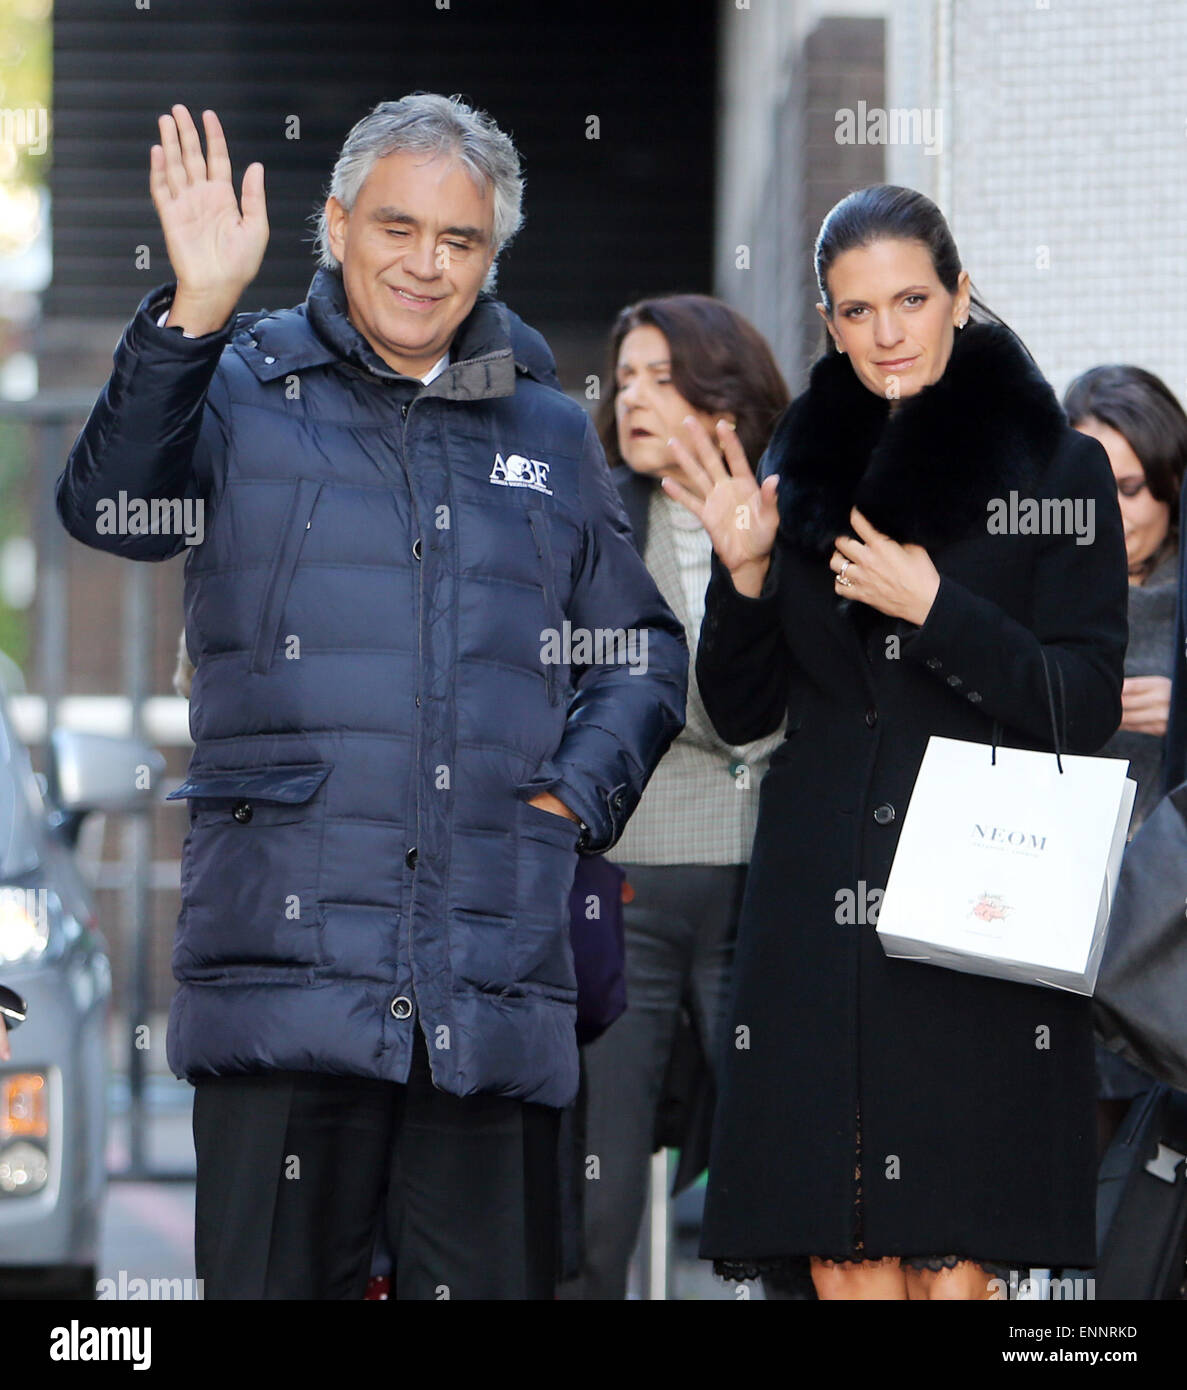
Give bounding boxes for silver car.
[0,673,159,1298]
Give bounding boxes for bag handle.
[990,650,1066,774]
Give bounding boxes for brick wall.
[887,0,1187,399]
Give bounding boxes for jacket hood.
[768,322,1067,556]
[231,267,561,396]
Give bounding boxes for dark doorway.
[49,0,717,385]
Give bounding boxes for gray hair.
[312,93,524,292]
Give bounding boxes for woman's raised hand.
[660,416,780,597]
[149,106,269,335]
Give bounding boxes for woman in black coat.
[662,186,1128,1299]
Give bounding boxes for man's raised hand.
[149,106,269,335]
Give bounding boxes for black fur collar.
[769,323,1067,555]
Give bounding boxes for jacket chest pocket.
[166,762,332,973]
[250,479,324,675]
[526,506,584,706]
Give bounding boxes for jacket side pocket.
[166,761,332,972]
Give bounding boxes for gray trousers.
[556,862,745,1300]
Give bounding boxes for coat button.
[873,803,896,825]
[232,800,253,824]
[405,846,417,869]
[389,996,413,1020]
[946,674,962,688]
[412,537,422,560]
[967,691,983,704]
[865,708,878,728]
[611,791,625,811]
[925,657,942,672]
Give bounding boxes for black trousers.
[191,1026,561,1299]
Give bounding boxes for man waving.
[57,96,686,1300]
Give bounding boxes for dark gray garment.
[1096,543,1178,1099]
[1100,545,1179,833]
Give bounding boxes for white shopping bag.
[876,736,1136,994]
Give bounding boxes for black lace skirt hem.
[713,1253,1017,1282]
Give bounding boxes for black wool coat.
[695,323,1128,1273]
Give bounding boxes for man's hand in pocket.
[527,791,579,821]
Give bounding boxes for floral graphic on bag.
[970,892,1010,923]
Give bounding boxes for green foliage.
[0,418,31,671]
[0,0,51,674]
[0,0,52,185]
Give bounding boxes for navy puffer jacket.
[57,270,687,1106]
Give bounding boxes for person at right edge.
[662,185,1128,1299]
[1063,366,1187,1156]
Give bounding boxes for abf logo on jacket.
[489,451,553,496]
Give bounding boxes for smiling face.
[324,149,497,378]
[816,238,970,401]
[613,324,734,479]
[1072,416,1171,579]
